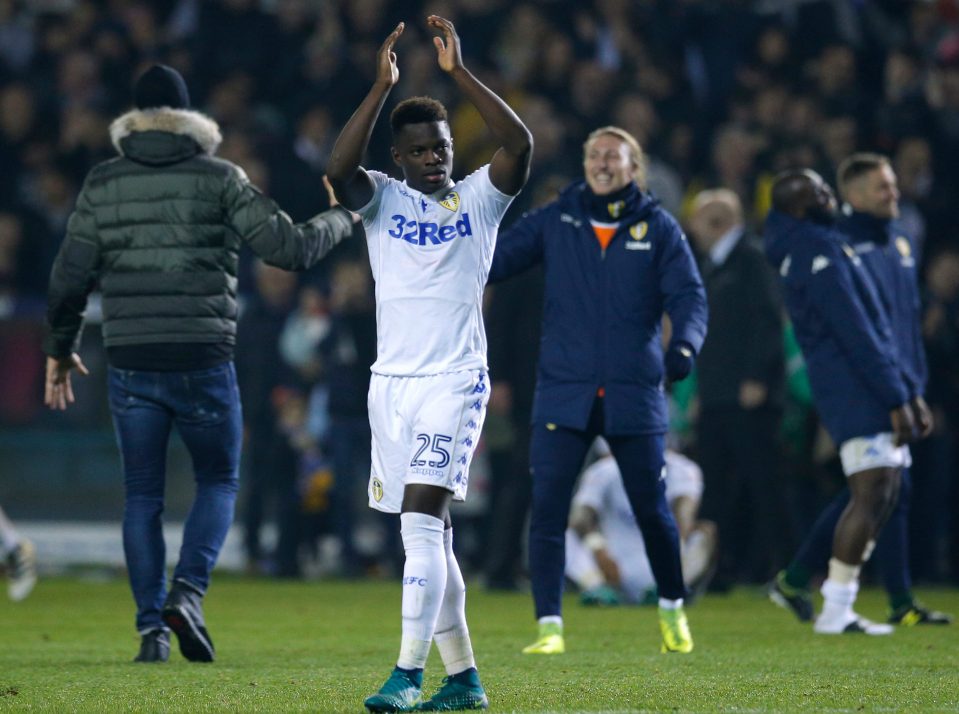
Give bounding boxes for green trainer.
[659,605,693,653]
[365,667,423,713]
[521,621,565,654]
[768,570,814,622]
[417,668,489,711]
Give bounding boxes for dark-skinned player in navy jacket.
[488,126,707,655]
[770,154,952,627]
[764,169,916,636]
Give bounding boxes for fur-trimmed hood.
[109,108,222,156]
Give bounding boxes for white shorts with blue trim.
[367,370,488,513]
[838,432,912,477]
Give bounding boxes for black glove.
[664,341,695,383]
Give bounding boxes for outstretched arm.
[223,167,355,271]
[327,22,404,210]
[488,205,547,283]
[429,15,532,196]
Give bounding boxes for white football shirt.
[358,165,513,376]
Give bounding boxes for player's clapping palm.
[376,22,403,87]
[428,15,463,73]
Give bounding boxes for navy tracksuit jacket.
[840,211,927,399]
[488,181,708,435]
[764,210,911,446]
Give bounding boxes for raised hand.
[376,22,404,87]
[427,15,463,73]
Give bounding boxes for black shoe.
[767,571,814,622]
[162,581,215,662]
[134,629,170,663]
[888,602,954,626]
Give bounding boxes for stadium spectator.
[687,188,787,587]
[318,257,379,576]
[326,16,531,712]
[42,64,356,663]
[235,262,302,577]
[892,136,932,249]
[489,125,707,656]
[611,93,684,216]
[770,154,952,626]
[483,261,542,592]
[0,503,36,601]
[918,248,959,583]
[764,169,914,635]
[565,441,717,606]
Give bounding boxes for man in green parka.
[42,65,355,664]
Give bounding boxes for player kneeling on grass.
[566,441,717,607]
[0,505,37,602]
[327,15,532,713]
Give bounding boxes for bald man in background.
[688,189,787,589]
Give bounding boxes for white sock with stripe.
[397,512,447,670]
[434,528,476,675]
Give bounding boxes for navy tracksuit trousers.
[528,398,685,618]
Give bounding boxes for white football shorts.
[838,432,912,477]
[367,369,489,513]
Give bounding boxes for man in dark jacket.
[688,189,786,587]
[770,155,951,626]
[43,65,355,663]
[489,126,707,655]
[764,169,915,635]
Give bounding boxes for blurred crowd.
[1,0,958,585]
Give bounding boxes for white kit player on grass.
[0,504,37,601]
[327,15,532,714]
[565,441,717,606]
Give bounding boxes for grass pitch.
[0,577,957,712]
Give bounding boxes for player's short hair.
[837,152,890,197]
[390,97,448,136]
[583,126,647,189]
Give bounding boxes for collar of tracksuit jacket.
[560,180,659,227]
[840,209,893,245]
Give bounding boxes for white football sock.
[827,557,861,585]
[434,528,476,676]
[397,512,447,671]
[819,575,859,623]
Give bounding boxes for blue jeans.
[108,362,242,633]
